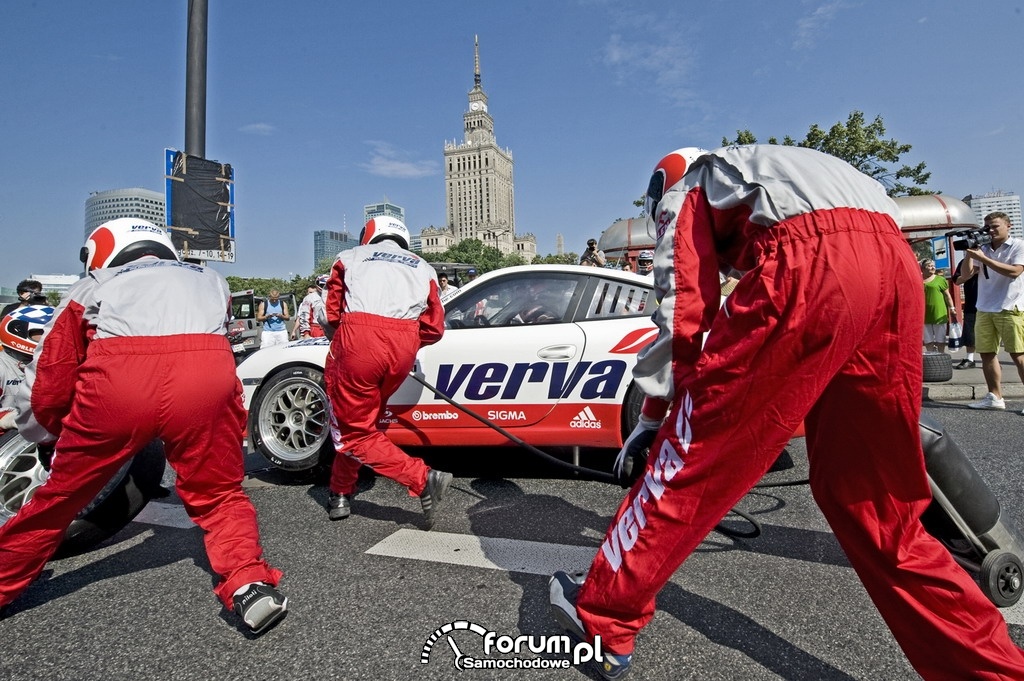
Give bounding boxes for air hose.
[407,371,809,540]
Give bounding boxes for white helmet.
[360,216,410,250]
[637,250,654,275]
[644,147,709,219]
[81,218,178,271]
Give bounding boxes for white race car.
[237,265,658,471]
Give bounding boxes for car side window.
[444,276,579,327]
[583,280,650,320]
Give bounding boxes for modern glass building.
[364,200,405,225]
[313,230,359,270]
[84,188,166,238]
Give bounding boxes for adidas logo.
[570,406,602,429]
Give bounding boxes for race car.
[237,265,658,471]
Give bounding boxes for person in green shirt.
[921,258,955,352]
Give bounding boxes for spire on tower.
[474,35,481,88]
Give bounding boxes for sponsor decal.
[421,620,604,672]
[570,406,602,429]
[432,360,627,402]
[380,408,397,425]
[411,409,459,422]
[487,409,527,421]
[608,328,658,354]
[601,390,692,572]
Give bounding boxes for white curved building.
[84,188,165,237]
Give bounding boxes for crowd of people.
[0,146,1022,679]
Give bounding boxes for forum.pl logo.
[420,620,605,672]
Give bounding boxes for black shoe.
[233,583,288,635]
[419,469,453,530]
[328,492,351,521]
[955,359,976,370]
[549,571,632,680]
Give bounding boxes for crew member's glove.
[0,409,17,435]
[36,442,55,472]
[613,414,661,487]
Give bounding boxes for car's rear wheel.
[249,366,333,471]
[0,431,166,557]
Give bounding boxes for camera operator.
[579,238,606,268]
[958,211,1024,411]
[1,280,45,319]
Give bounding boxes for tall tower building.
[85,187,166,238]
[963,191,1023,238]
[426,36,535,259]
[364,199,405,225]
[313,229,358,269]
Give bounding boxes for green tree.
[533,252,579,265]
[722,111,932,196]
[420,238,528,275]
[45,290,62,307]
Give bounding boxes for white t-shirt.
[975,237,1024,313]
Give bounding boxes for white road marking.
[128,506,1024,627]
[365,528,597,576]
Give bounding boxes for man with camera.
[957,211,1024,411]
[0,280,45,319]
[579,238,606,267]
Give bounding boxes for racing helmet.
[637,250,655,274]
[0,305,55,362]
[644,147,709,220]
[316,274,329,289]
[81,218,178,272]
[360,216,410,250]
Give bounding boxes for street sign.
[165,148,236,262]
[932,235,949,272]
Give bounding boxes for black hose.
[408,371,809,540]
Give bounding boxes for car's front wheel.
[248,366,333,471]
[0,431,166,556]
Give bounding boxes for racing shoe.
[419,469,453,530]
[327,492,351,521]
[549,570,632,680]
[968,392,1006,410]
[233,583,288,636]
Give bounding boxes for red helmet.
[81,218,178,271]
[644,147,708,219]
[360,217,410,250]
[0,305,55,362]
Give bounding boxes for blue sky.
[2,1,1022,284]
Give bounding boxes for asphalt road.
[1,399,1022,681]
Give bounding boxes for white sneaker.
[968,392,1006,410]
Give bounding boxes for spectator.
[257,289,290,348]
[1,280,44,319]
[0,218,287,635]
[952,259,979,369]
[438,272,460,304]
[466,268,479,282]
[921,258,955,352]
[545,145,1024,680]
[294,276,328,340]
[579,238,606,267]
[959,212,1024,411]
[621,261,634,273]
[322,216,452,528]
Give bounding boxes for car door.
[384,271,589,446]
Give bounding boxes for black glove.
[36,443,55,472]
[613,416,661,487]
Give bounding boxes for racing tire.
[923,351,953,383]
[0,431,166,557]
[980,549,1024,608]
[248,366,333,471]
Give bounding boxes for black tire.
[622,382,644,440]
[979,549,1024,608]
[248,366,333,471]
[923,352,953,382]
[0,431,166,557]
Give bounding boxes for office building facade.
[313,230,359,270]
[963,191,1023,238]
[84,188,166,238]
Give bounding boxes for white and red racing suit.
[0,257,282,610]
[323,239,445,497]
[0,352,26,432]
[296,290,326,338]
[576,145,1024,678]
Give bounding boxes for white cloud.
[360,141,438,179]
[239,123,275,136]
[793,1,847,50]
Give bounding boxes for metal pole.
[185,0,208,158]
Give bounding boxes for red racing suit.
[576,145,1024,678]
[323,239,445,497]
[0,257,282,610]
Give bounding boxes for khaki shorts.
[975,310,1024,353]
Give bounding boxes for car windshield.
[445,275,579,327]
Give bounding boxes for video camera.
[950,228,993,252]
